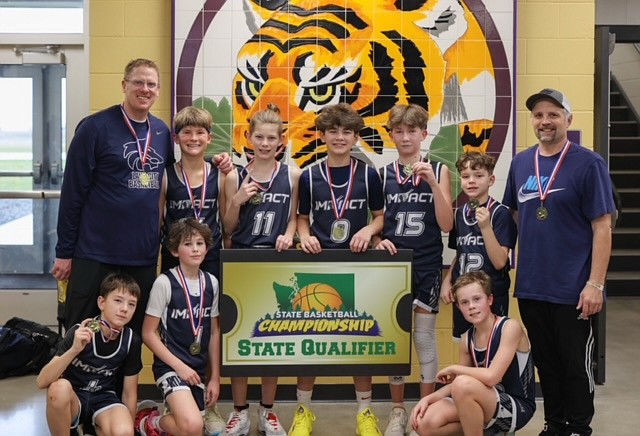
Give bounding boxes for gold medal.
[403,165,413,176]
[189,342,201,355]
[87,320,101,333]
[468,198,480,210]
[139,172,150,186]
[536,206,549,220]
[330,220,349,242]
[249,192,263,204]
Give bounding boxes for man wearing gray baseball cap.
[502,88,615,436]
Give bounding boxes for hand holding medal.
[235,172,260,206]
[413,160,436,185]
[87,319,101,333]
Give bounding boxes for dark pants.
[64,257,157,335]
[518,299,595,435]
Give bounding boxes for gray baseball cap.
[525,88,572,113]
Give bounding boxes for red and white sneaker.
[258,406,286,436]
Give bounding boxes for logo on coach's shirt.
[517,175,564,203]
[123,140,164,171]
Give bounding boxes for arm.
[410,383,453,429]
[36,322,92,389]
[158,168,168,232]
[217,171,227,232]
[121,374,139,420]
[55,120,98,265]
[212,152,233,175]
[142,314,201,385]
[298,214,321,254]
[440,257,456,304]
[433,165,454,232]
[437,319,523,388]
[276,167,301,251]
[221,170,241,236]
[577,214,612,317]
[206,317,221,407]
[476,208,510,270]
[350,209,384,253]
[414,161,453,232]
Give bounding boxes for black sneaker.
[539,422,565,436]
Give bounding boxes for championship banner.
[220,249,413,377]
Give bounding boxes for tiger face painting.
[232,0,511,169]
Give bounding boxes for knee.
[47,379,74,408]
[175,414,204,436]
[108,424,134,436]
[415,409,443,434]
[450,375,481,399]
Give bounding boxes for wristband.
[587,281,604,291]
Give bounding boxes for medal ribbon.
[470,315,500,368]
[98,318,121,342]
[325,159,356,220]
[463,196,496,223]
[120,105,151,169]
[176,267,205,340]
[393,160,421,186]
[534,140,571,205]
[180,162,209,222]
[250,161,280,193]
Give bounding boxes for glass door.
[0,64,65,274]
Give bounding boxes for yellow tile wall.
[90,0,595,389]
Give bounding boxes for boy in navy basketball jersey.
[221,104,299,436]
[136,219,221,436]
[36,273,142,436]
[160,106,225,280]
[293,103,384,436]
[410,272,535,435]
[375,104,454,436]
[160,106,228,435]
[441,152,517,340]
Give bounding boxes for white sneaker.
[223,408,251,436]
[384,407,408,436]
[205,404,226,436]
[258,406,287,436]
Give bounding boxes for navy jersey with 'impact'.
[448,199,516,298]
[58,324,142,393]
[299,158,383,248]
[146,268,219,378]
[231,163,293,248]
[381,160,446,272]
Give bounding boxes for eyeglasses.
[125,79,159,90]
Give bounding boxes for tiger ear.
[392,0,429,11]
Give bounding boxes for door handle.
[33,161,43,184]
[50,161,62,185]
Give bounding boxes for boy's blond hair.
[315,103,364,133]
[452,271,492,303]
[249,103,284,136]
[386,104,429,130]
[455,152,496,175]
[174,106,213,135]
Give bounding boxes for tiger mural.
[232,0,511,169]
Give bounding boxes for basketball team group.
[39,58,615,436]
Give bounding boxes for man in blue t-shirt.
[52,59,231,334]
[503,88,615,436]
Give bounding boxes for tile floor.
[1,298,638,435]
